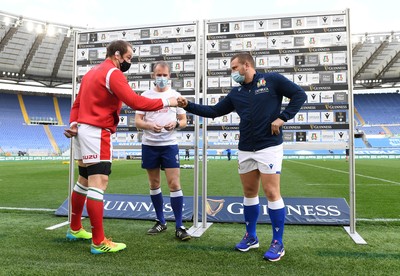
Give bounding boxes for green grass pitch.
[0,159,399,275]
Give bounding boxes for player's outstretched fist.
[177,96,188,108]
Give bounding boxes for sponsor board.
[202,196,349,225]
[55,194,350,225]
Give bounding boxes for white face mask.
[155,76,169,88]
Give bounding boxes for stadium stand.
[0,10,399,156]
[388,125,400,134]
[0,93,69,155]
[354,93,400,125]
[367,137,400,148]
[352,33,400,89]
[57,97,72,124]
[23,94,58,124]
[354,137,367,148]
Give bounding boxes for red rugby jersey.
[70,59,163,133]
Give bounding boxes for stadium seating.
[388,125,400,134]
[0,93,68,155]
[354,93,400,125]
[1,91,400,156]
[354,138,366,148]
[358,126,386,135]
[367,138,399,148]
[49,125,70,153]
[57,97,72,123]
[23,94,57,123]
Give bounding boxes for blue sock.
[243,197,260,238]
[268,198,286,244]
[150,188,165,224]
[170,190,184,229]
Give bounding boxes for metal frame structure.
[17,10,371,243]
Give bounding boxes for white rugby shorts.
[74,123,112,164]
[237,144,283,174]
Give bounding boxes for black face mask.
[119,60,131,72]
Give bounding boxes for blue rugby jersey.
[185,72,307,151]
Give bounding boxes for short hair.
[152,60,171,73]
[230,52,255,68]
[106,40,132,58]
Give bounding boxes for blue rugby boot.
[235,233,259,252]
[263,240,285,261]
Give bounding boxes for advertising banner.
[56,194,349,225]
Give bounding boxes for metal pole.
[68,30,79,223]
[346,8,356,234]
[192,21,200,228]
[201,20,208,228]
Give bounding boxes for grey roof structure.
[0,10,83,88]
[352,32,400,89]
[1,10,400,90]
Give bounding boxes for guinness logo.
[206,198,225,216]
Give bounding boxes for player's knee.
[87,162,112,176]
[168,180,181,191]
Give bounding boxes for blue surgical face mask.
[155,76,169,88]
[231,71,245,83]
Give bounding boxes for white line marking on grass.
[0,207,56,212]
[306,183,345,186]
[306,183,396,186]
[46,221,70,230]
[287,160,400,185]
[358,218,400,222]
[46,217,86,230]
